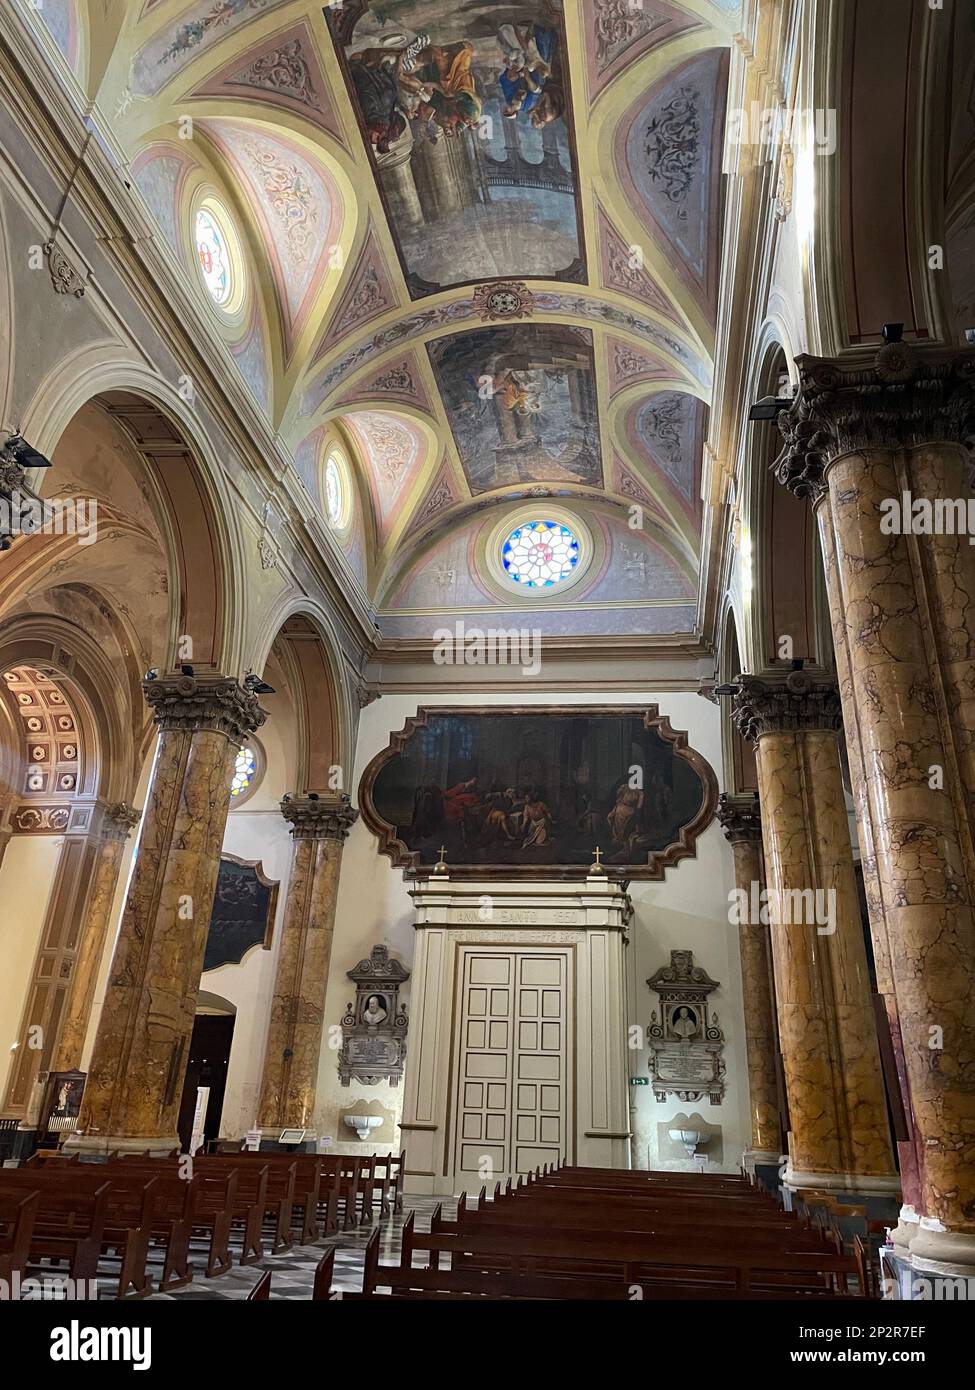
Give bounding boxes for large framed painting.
[359,707,718,880]
[428,324,603,494]
[202,855,279,973]
[326,0,586,297]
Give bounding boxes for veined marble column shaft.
[257,795,358,1133]
[68,674,266,1154]
[52,802,140,1071]
[717,794,781,1163]
[733,676,897,1195]
[775,340,975,1269]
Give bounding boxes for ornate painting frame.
[358,705,718,880]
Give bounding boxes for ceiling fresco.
[30,0,741,639]
[328,1,586,297]
[427,323,602,494]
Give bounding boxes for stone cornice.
[280,793,359,842]
[775,343,975,501]
[731,672,842,743]
[143,673,267,745]
[716,793,763,843]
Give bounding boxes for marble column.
[67,673,266,1154]
[257,794,358,1135]
[716,793,781,1165]
[732,675,898,1197]
[52,802,140,1071]
[775,340,975,1272]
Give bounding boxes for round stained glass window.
[195,205,234,307]
[324,454,345,527]
[230,746,256,798]
[501,520,580,589]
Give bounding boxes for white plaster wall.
[317,691,750,1172]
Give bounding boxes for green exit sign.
[629,1077,649,1086]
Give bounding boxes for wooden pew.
[0,1190,38,1285]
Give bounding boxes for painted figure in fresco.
[521,789,555,848]
[497,23,557,120]
[607,782,645,851]
[408,784,444,841]
[480,787,516,845]
[407,39,482,135]
[348,47,410,152]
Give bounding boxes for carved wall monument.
[338,945,410,1087]
[646,950,726,1104]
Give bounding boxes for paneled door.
[450,947,572,1185]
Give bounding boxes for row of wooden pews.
[320,1163,871,1302]
[0,1148,405,1298]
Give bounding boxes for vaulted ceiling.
[32,0,740,639]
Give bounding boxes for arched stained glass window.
[325,454,344,526]
[501,520,580,589]
[231,746,256,798]
[196,205,234,306]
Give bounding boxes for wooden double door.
[450,946,572,1185]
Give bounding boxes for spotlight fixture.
[748,395,792,422]
[965,328,975,345]
[882,322,904,344]
[714,682,739,697]
[143,667,159,682]
[306,792,320,802]
[3,434,53,470]
[180,664,194,677]
[243,670,275,696]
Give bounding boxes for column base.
[908,1222,975,1276]
[784,1163,902,1199]
[889,1203,921,1250]
[62,1131,180,1158]
[742,1148,781,1169]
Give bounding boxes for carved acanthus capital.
[281,793,359,842]
[716,793,763,843]
[143,672,267,746]
[774,343,975,501]
[731,673,842,744]
[103,802,141,842]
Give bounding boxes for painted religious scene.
[428,324,602,492]
[360,708,716,877]
[327,0,585,295]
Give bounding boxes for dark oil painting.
[327,0,585,295]
[203,857,278,973]
[360,707,717,878]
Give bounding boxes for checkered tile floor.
[140,1196,455,1301]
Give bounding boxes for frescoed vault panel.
[427,324,603,495]
[624,391,706,515]
[615,47,729,319]
[326,0,586,297]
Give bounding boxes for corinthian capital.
[281,793,359,842]
[143,671,267,745]
[775,343,975,500]
[731,673,842,744]
[716,793,763,843]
